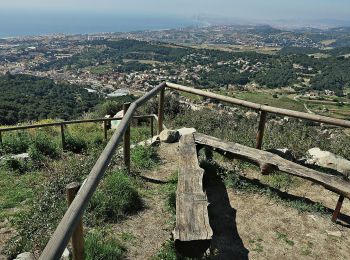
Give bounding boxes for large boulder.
[159,130,180,143]
[306,148,350,178]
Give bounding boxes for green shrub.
[65,134,88,153]
[0,132,31,155]
[28,132,60,161]
[4,154,93,258]
[262,172,296,191]
[0,157,30,174]
[90,171,142,221]
[131,145,158,170]
[85,230,126,260]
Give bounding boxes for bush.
[4,154,93,258]
[28,132,60,161]
[85,230,126,260]
[0,157,30,174]
[64,134,88,153]
[141,93,183,118]
[90,171,142,221]
[0,132,31,155]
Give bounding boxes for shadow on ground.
[203,163,249,260]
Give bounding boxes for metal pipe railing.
[39,82,166,260]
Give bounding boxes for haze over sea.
[0,11,200,38]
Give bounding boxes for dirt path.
[205,163,350,260]
[111,143,179,260]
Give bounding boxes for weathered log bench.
[173,134,213,257]
[194,133,350,222]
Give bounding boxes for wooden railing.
[165,82,350,149]
[0,115,158,148]
[24,81,349,259]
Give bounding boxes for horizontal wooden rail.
[39,82,166,260]
[194,133,350,199]
[0,115,155,132]
[165,82,350,128]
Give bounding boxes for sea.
[0,11,201,38]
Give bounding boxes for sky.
[1,0,350,22]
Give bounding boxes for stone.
[178,127,196,137]
[326,230,342,238]
[14,252,35,260]
[61,248,70,260]
[0,153,29,162]
[244,111,258,120]
[267,148,295,161]
[307,214,318,222]
[306,148,350,178]
[159,130,180,143]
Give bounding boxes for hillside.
[0,74,101,125]
[0,89,350,259]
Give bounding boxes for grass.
[204,160,327,215]
[131,125,153,144]
[85,230,126,260]
[120,232,136,243]
[215,90,305,112]
[153,240,203,260]
[276,231,295,246]
[90,170,143,222]
[249,238,264,253]
[0,170,43,221]
[131,145,159,170]
[262,172,298,191]
[300,241,313,256]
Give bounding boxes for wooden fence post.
[60,123,65,150]
[332,195,345,222]
[256,111,267,150]
[103,120,108,141]
[66,182,84,260]
[123,103,131,173]
[150,116,154,138]
[158,88,165,135]
[0,130,2,145]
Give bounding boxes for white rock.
[159,130,180,143]
[0,153,29,162]
[307,214,318,222]
[178,127,196,137]
[15,252,35,260]
[245,111,258,120]
[326,230,342,237]
[61,248,70,260]
[306,148,350,177]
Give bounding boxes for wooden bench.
[173,134,213,257]
[194,133,350,221]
